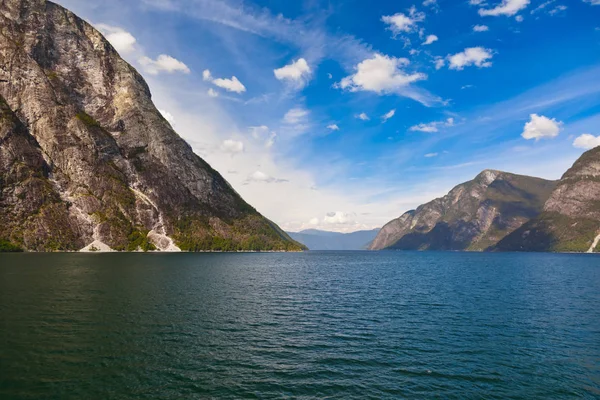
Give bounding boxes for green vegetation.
[76,111,102,128]
[127,229,156,252]
[0,239,23,252]
[174,214,306,252]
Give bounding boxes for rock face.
[370,170,556,251]
[0,0,304,252]
[495,147,600,252]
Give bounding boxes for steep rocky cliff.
[370,170,556,251]
[0,0,304,252]
[495,147,600,252]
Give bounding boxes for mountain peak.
[0,0,304,252]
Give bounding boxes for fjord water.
[0,252,599,399]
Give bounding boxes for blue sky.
[58,0,600,232]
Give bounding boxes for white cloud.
[95,24,137,54]
[203,69,246,93]
[158,109,175,124]
[381,6,426,35]
[266,132,277,148]
[447,47,494,70]
[422,34,438,45]
[327,124,340,131]
[473,25,490,32]
[515,15,524,22]
[357,113,370,121]
[410,118,454,133]
[521,114,563,140]
[434,57,445,70]
[221,139,244,155]
[139,54,190,75]
[249,125,277,148]
[423,0,437,6]
[327,73,333,79]
[573,134,600,149]
[309,217,320,225]
[274,58,311,88]
[424,152,439,157]
[207,88,219,97]
[382,109,396,122]
[283,108,309,124]
[338,54,427,94]
[323,211,354,225]
[469,0,486,4]
[410,123,440,133]
[479,0,531,16]
[584,0,600,5]
[548,5,567,15]
[246,170,288,184]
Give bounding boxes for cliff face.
[370,170,556,251]
[0,0,304,251]
[495,147,600,253]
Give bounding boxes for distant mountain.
[495,146,600,253]
[0,0,304,252]
[287,229,380,250]
[370,170,557,251]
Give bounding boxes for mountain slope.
[287,229,380,250]
[370,170,556,251]
[0,0,304,252]
[495,147,600,252]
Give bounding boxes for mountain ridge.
[494,146,600,253]
[0,0,304,252]
[287,229,380,250]
[370,170,557,251]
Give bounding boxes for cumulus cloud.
[573,134,600,149]
[479,0,531,16]
[207,88,219,97]
[447,47,494,70]
[246,170,288,184]
[434,57,445,70]
[382,109,396,122]
[158,109,175,125]
[203,69,246,93]
[381,6,426,36]
[410,118,454,133]
[473,24,490,32]
[423,0,437,6]
[95,24,137,54]
[327,124,340,131]
[356,113,370,121]
[521,114,563,140]
[323,211,354,225]
[422,34,438,45]
[338,54,426,94]
[274,58,311,88]
[220,139,244,155]
[139,54,190,75]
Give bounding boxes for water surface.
[1,252,599,399]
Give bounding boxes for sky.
[56,0,600,233]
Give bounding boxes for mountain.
[0,0,304,252]
[287,229,380,250]
[495,147,600,253]
[370,170,557,251]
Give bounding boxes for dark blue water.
[0,252,599,399]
